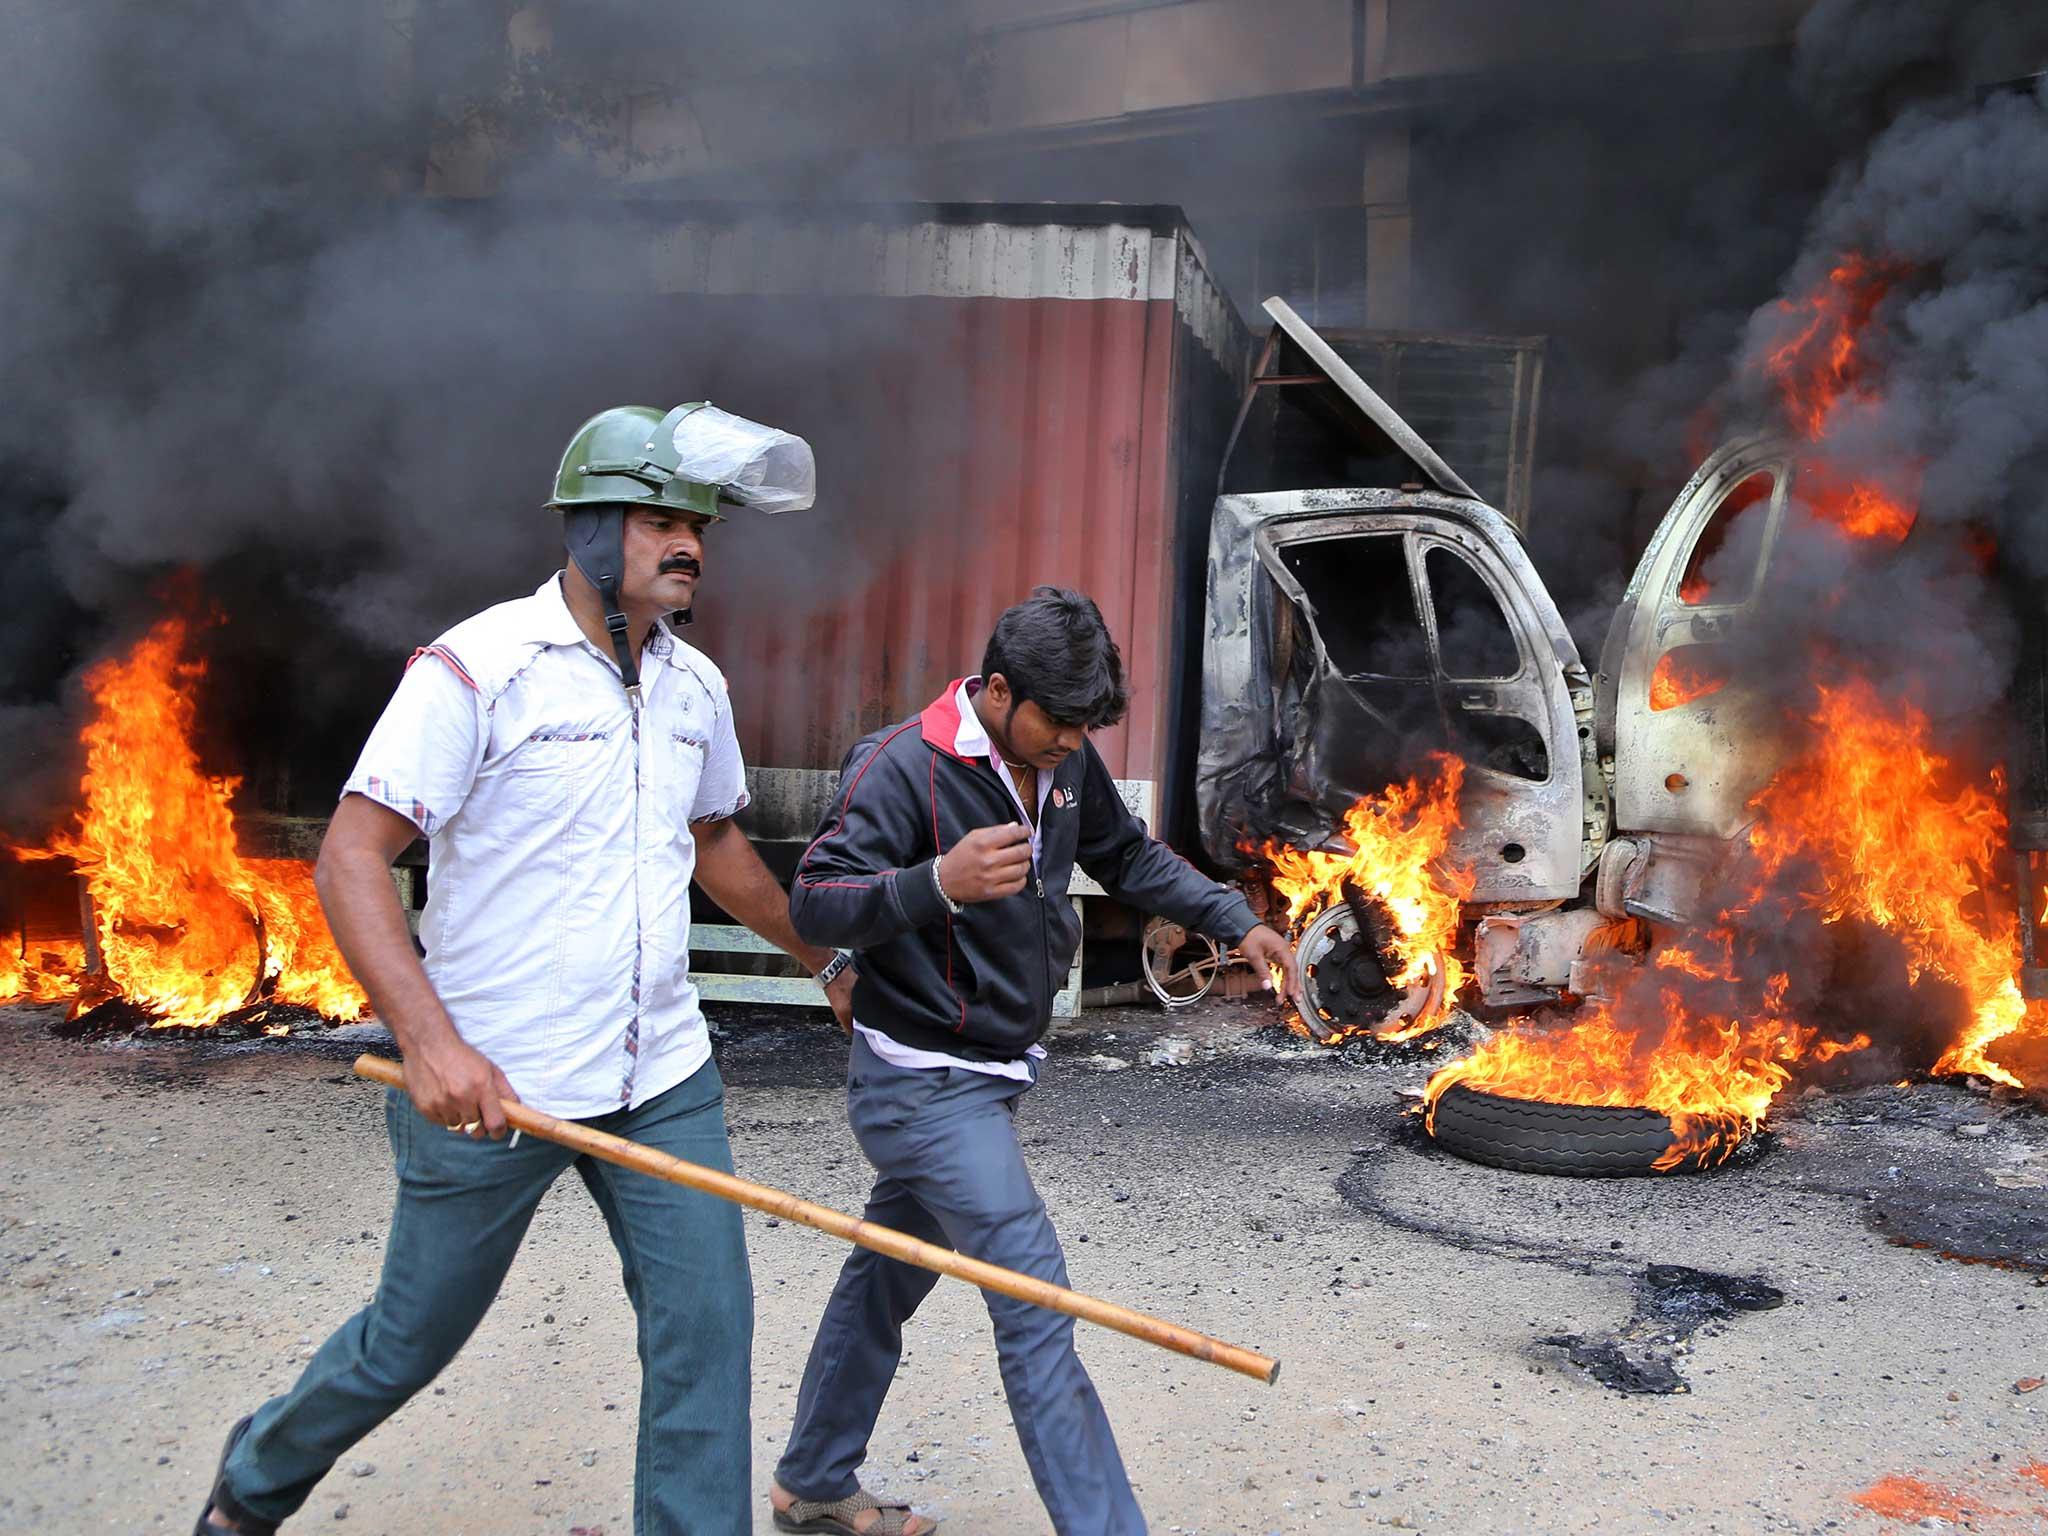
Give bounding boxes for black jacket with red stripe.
[791,680,1259,1062]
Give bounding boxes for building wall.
[425,1,1813,195]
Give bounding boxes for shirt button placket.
[620,697,644,1106]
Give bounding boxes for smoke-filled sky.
[1727,11,2048,739]
[0,1,946,826]
[0,0,2044,835]
[1552,2,2048,1086]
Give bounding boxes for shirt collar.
[526,573,587,647]
[952,676,989,758]
[527,572,683,667]
[958,676,1052,831]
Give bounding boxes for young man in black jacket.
[767,588,1299,1536]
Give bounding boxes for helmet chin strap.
[562,507,643,708]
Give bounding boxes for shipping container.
[584,203,1249,855]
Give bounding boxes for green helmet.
[546,404,722,521]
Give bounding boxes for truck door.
[1253,500,1588,901]
[1599,436,1795,837]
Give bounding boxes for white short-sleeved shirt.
[344,573,748,1118]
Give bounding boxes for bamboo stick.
[352,1053,1278,1385]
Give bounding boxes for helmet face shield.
[671,405,816,514]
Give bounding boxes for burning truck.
[1202,279,2046,1174]
[1202,294,1812,1039]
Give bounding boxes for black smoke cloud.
[4,0,2042,852]
[1722,21,2048,733]
[0,0,943,831]
[1588,5,2048,1085]
[0,2,595,828]
[1408,55,1844,654]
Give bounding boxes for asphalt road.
[1,998,2043,1534]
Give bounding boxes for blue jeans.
[219,1061,753,1535]
[775,1034,1145,1536]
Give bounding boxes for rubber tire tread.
[1429,1082,1683,1177]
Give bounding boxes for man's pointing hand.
[1238,923,1305,1014]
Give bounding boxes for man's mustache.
[659,555,702,577]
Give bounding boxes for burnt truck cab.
[1201,298,1798,1019]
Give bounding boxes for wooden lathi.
[352,1054,1278,1385]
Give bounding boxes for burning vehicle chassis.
[1202,297,2046,1174]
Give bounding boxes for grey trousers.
[775,1033,1146,1536]
[219,1063,754,1536]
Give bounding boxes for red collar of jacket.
[919,677,981,765]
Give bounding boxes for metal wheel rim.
[1142,919,1222,1008]
[1295,901,1443,1038]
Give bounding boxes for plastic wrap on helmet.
[671,405,816,513]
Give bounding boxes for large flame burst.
[1764,254,1899,439]
[1427,684,2043,1167]
[3,616,365,1026]
[1427,951,1869,1173]
[1251,757,1471,1043]
[1419,251,2044,1162]
[1764,255,1918,542]
[1749,682,2031,1085]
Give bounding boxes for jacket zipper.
[991,758,1053,1023]
[1032,784,1049,1019]
[1036,866,1050,1020]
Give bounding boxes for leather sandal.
[773,1486,937,1535]
[192,1415,278,1535]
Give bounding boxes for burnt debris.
[1538,1264,1785,1396]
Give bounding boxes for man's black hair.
[981,586,1129,729]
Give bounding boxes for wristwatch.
[815,949,855,988]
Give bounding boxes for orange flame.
[1415,250,2040,1157]
[1251,757,1471,1042]
[1851,1476,2006,1526]
[1765,255,1918,543]
[1426,680,2043,1161]
[1748,682,2033,1085]
[9,616,365,1027]
[0,936,86,1004]
[1796,462,1918,544]
[1765,254,1902,440]
[1649,647,1727,711]
[1819,481,1916,541]
[1425,958,1866,1170]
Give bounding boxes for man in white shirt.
[193,404,848,1536]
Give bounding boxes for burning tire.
[1295,890,1447,1042]
[1426,1083,1685,1177]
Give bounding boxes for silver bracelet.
[815,949,854,988]
[930,857,963,915]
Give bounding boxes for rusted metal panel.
[640,206,1248,822]
[1312,327,1547,528]
[698,295,1167,778]
[1260,297,1477,500]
